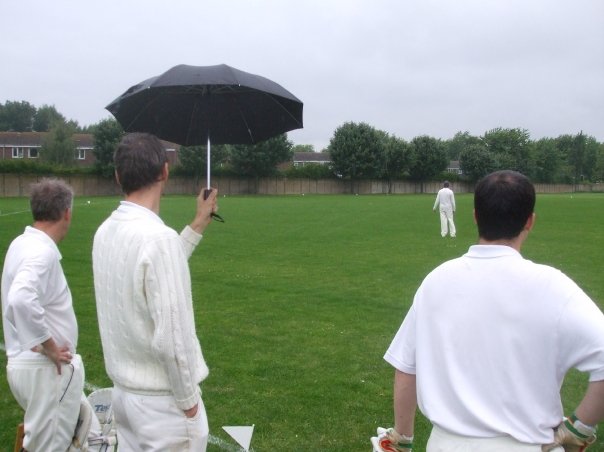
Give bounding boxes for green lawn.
[1,192,603,451]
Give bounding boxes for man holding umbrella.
[92,133,218,450]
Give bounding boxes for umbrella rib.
[187,98,202,145]
[266,93,303,127]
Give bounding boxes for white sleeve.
[384,304,417,375]
[558,282,604,381]
[146,235,204,410]
[4,258,52,351]
[179,225,202,259]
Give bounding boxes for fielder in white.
[1,178,95,451]
[432,181,456,238]
[375,171,604,451]
[92,133,218,451]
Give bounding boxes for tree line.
[1,100,603,185]
[328,122,604,186]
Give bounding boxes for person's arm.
[433,192,439,211]
[393,370,417,437]
[180,187,218,259]
[189,187,217,234]
[575,380,604,426]
[146,235,206,416]
[33,337,72,375]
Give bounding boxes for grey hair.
[30,178,74,222]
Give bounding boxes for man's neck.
[478,233,527,252]
[124,184,162,214]
[33,221,63,244]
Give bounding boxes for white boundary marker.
[0,209,30,217]
[1,342,251,451]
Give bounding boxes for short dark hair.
[114,133,168,195]
[443,181,450,188]
[474,170,535,241]
[30,178,73,222]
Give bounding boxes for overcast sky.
[1,0,602,151]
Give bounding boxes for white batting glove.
[552,415,596,452]
[371,427,413,452]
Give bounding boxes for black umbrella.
[106,64,304,191]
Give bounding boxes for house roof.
[0,131,94,148]
[293,151,331,163]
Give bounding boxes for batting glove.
[372,427,413,452]
[553,414,596,452]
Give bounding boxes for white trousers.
[427,425,543,451]
[439,208,456,237]
[112,385,209,451]
[7,353,85,452]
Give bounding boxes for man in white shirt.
[92,132,218,451]
[375,170,604,451]
[2,178,86,451]
[432,181,456,238]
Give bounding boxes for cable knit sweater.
[92,201,209,410]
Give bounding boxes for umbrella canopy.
[106,64,303,147]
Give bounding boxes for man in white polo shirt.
[375,170,604,451]
[93,133,218,451]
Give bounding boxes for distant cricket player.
[93,133,218,451]
[374,170,604,451]
[432,180,456,238]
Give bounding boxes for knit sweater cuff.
[175,387,200,411]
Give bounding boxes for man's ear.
[525,212,536,232]
[64,207,72,222]
[161,162,169,181]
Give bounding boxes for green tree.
[460,143,497,182]
[92,118,123,177]
[40,123,76,166]
[383,133,413,193]
[0,100,36,131]
[407,135,448,191]
[557,132,599,183]
[177,144,231,182]
[328,122,386,180]
[230,134,293,180]
[33,105,66,132]
[533,138,561,183]
[482,128,534,176]
[446,131,481,160]
[595,142,604,183]
[292,144,315,153]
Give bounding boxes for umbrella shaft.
[207,135,211,189]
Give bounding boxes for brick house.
[292,151,332,167]
[0,132,180,167]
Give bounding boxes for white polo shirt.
[385,245,604,444]
[1,226,77,358]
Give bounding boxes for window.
[28,148,39,158]
[12,147,24,159]
[75,149,86,160]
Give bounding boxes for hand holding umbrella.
[190,187,221,232]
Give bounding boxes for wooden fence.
[0,173,601,197]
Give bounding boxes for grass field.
[1,192,603,451]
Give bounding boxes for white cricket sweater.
[92,201,209,410]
